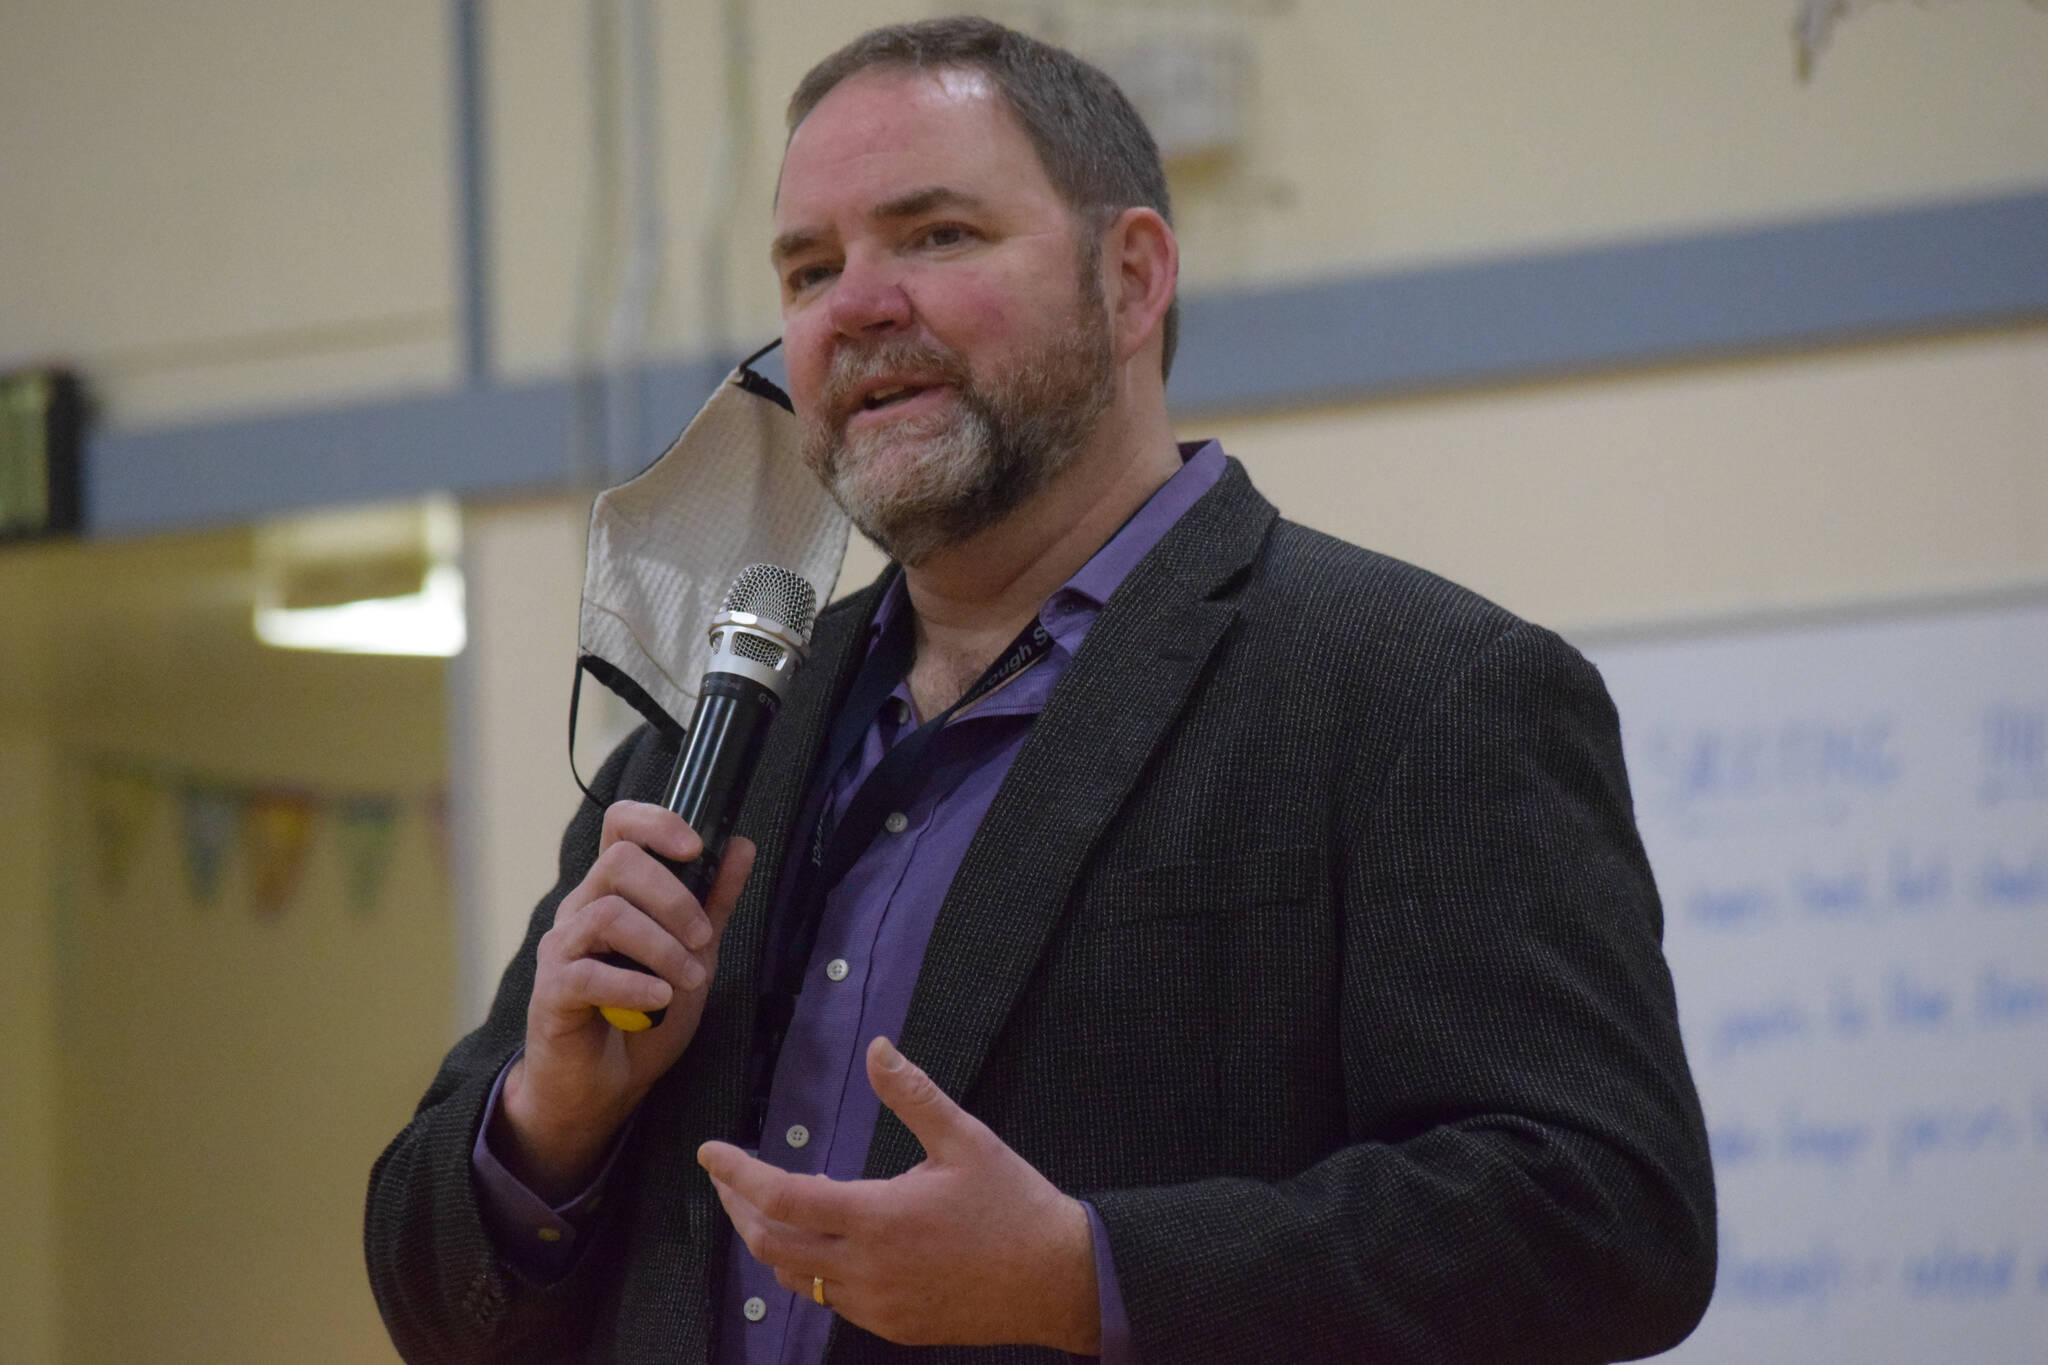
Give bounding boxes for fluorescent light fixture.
[254,562,465,656]
[253,497,466,657]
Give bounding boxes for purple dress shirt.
[475,441,1226,1365]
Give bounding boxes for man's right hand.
[493,801,756,1203]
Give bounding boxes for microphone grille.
[723,563,818,643]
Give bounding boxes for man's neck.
[899,419,1183,718]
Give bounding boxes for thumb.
[866,1036,974,1157]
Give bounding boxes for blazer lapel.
[873,461,1278,1176]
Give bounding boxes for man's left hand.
[698,1036,1101,1353]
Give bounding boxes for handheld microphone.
[599,563,818,1031]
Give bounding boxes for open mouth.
[861,384,929,411]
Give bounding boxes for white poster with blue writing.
[1585,598,2048,1364]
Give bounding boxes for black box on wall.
[0,368,84,540]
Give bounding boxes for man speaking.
[367,16,1716,1364]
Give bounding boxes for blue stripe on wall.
[86,187,2048,536]
[1168,188,2048,415]
[86,363,730,534]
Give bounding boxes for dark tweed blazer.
[367,459,1716,1364]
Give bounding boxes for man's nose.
[826,255,913,338]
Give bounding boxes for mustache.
[817,337,973,423]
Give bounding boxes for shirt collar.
[864,438,1228,648]
[1061,439,1225,609]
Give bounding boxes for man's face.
[773,67,1114,565]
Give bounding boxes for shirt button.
[743,1296,767,1322]
[786,1124,811,1149]
[884,811,909,834]
[825,958,849,982]
[891,696,912,724]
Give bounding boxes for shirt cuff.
[470,1049,631,1280]
[1074,1200,1133,1365]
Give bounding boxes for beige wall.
[49,757,448,1365]
[452,495,642,1034]
[0,0,455,425]
[0,726,63,1365]
[0,530,454,1365]
[1163,0,2048,290]
[1190,323,2048,634]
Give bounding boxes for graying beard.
[838,405,1000,566]
[803,246,1116,565]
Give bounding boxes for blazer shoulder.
[1240,521,1629,802]
[1248,518,1530,669]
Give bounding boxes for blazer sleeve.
[363,725,665,1364]
[1091,621,1717,1364]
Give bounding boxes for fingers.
[699,1142,857,1236]
[773,1265,827,1301]
[556,886,694,978]
[545,807,746,997]
[710,1175,845,1276]
[598,799,703,863]
[865,1037,982,1159]
[537,886,694,1020]
[559,945,677,1012]
[701,1142,856,1283]
[565,825,711,948]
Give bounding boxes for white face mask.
[578,343,850,738]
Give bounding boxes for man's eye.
[786,264,835,293]
[918,224,972,249]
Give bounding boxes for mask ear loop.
[567,660,603,808]
[568,654,691,805]
[732,337,792,411]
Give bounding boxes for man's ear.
[1101,207,1178,369]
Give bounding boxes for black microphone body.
[659,672,783,898]
[597,565,816,1032]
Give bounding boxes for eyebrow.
[874,185,988,222]
[770,186,992,267]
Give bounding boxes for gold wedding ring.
[811,1276,828,1308]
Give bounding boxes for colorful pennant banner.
[179,782,240,907]
[244,789,318,919]
[336,795,402,915]
[79,755,443,921]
